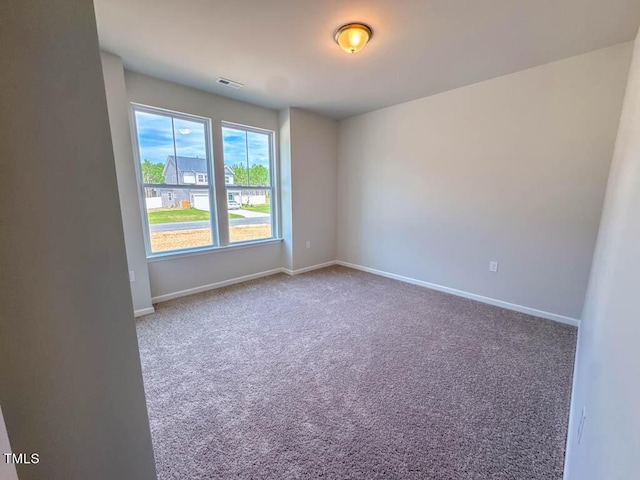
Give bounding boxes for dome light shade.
[334,23,373,54]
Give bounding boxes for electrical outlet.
[129,270,135,282]
[306,240,311,249]
[577,407,587,444]
[489,261,499,272]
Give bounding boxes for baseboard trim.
[134,307,155,317]
[152,268,284,304]
[335,260,580,327]
[282,261,337,276]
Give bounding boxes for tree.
[249,164,270,186]
[231,164,248,185]
[141,159,164,184]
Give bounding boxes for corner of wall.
[286,108,339,271]
[278,108,294,271]
[100,51,153,312]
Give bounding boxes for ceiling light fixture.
[333,22,373,54]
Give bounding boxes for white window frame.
[221,121,278,244]
[131,104,218,257]
[130,104,280,258]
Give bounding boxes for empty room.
[2,1,640,479]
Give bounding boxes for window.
[222,123,275,243]
[132,105,216,255]
[183,173,196,184]
[131,105,278,256]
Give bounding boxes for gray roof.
[167,155,207,173]
[166,156,235,177]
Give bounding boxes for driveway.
[149,216,269,232]
[234,209,269,218]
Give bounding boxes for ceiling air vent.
[216,77,243,89]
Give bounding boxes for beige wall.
[101,52,154,314]
[0,1,156,479]
[112,72,338,299]
[337,43,632,320]
[564,31,640,480]
[123,71,283,299]
[285,108,338,271]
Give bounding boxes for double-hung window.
[132,105,216,255]
[131,104,277,257]
[222,122,276,244]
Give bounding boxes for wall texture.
[101,52,154,314]
[337,43,632,319]
[123,71,283,299]
[564,31,640,480]
[0,1,156,479]
[285,108,338,271]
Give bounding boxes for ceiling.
[94,0,640,119]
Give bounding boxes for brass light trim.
[333,23,373,54]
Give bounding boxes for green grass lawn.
[147,208,209,224]
[148,208,245,224]
[241,204,270,214]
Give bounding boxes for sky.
[135,110,270,172]
[221,127,270,171]
[135,111,206,162]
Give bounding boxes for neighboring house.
[224,166,234,186]
[223,164,268,206]
[147,155,268,210]
[163,156,210,186]
[158,155,210,208]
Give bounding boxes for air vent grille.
[216,77,243,89]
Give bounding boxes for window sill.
[146,238,283,263]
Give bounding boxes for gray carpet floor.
[136,266,577,479]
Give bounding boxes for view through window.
[132,105,277,255]
[133,106,215,254]
[222,124,275,243]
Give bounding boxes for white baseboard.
[149,259,579,327]
[152,268,284,304]
[282,261,337,276]
[134,307,155,317]
[152,262,339,304]
[335,260,580,327]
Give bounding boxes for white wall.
[564,31,640,480]
[281,108,338,272]
[101,52,154,314]
[337,43,632,320]
[124,71,283,299]
[0,1,156,478]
